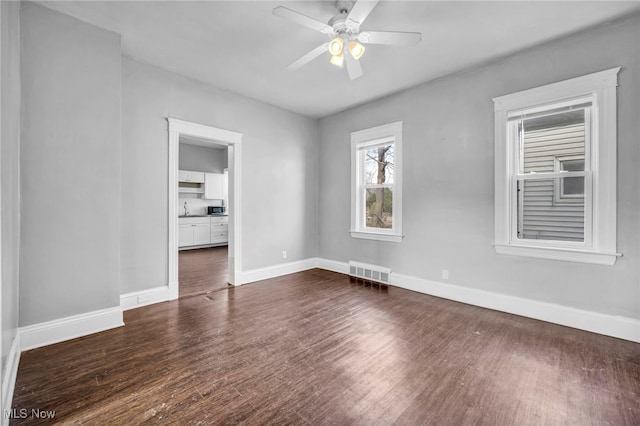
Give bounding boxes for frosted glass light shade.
[330,52,344,68]
[348,41,365,60]
[328,37,344,56]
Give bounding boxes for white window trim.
[350,121,403,242]
[493,68,621,265]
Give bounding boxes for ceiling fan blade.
[344,50,363,80]
[286,43,329,71]
[273,6,335,35]
[358,31,422,46]
[346,0,380,29]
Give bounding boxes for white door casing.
[167,118,243,299]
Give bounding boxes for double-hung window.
[493,68,620,265]
[351,121,403,242]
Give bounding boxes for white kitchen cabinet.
[193,223,211,246]
[178,170,205,183]
[179,216,228,248]
[204,173,224,200]
[178,217,211,248]
[210,230,229,244]
[179,224,194,247]
[210,215,229,244]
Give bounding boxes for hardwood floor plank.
[10,269,640,425]
[179,246,228,298]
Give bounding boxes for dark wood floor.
[11,269,640,425]
[179,245,228,298]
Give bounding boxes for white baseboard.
[316,258,349,274]
[121,286,172,311]
[239,258,319,285]
[316,258,640,343]
[2,332,21,419]
[20,307,124,352]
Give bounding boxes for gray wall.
[179,143,227,173]
[318,15,640,319]
[1,0,20,374]
[121,58,318,293]
[19,3,122,325]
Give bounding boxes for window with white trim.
[493,68,620,265]
[351,121,403,242]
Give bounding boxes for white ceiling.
[38,1,640,118]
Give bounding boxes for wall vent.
[348,261,391,284]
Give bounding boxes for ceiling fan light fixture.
[328,37,344,56]
[348,41,366,60]
[330,52,345,68]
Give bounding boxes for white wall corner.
[1,333,21,420]
[315,258,639,343]
[120,286,172,311]
[19,307,124,352]
[239,258,319,285]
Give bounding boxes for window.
[493,68,620,265]
[351,121,403,242]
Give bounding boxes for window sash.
[511,171,593,248]
[357,141,396,234]
[513,106,591,176]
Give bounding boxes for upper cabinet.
[178,170,205,183]
[204,173,224,200]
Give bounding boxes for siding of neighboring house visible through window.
[519,121,586,242]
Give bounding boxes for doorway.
[178,137,229,297]
[167,118,243,300]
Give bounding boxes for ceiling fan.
[273,0,421,80]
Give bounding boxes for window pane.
[365,188,393,229]
[562,176,584,196]
[521,109,586,174]
[364,144,394,185]
[517,178,584,242]
[559,159,585,196]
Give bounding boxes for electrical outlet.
[442,269,449,280]
[282,250,287,259]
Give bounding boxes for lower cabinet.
[193,223,211,246]
[179,217,211,248]
[179,224,195,247]
[210,216,228,244]
[179,215,229,248]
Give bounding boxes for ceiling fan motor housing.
[329,5,360,40]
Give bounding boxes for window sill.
[494,244,621,265]
[350,231,403,243]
